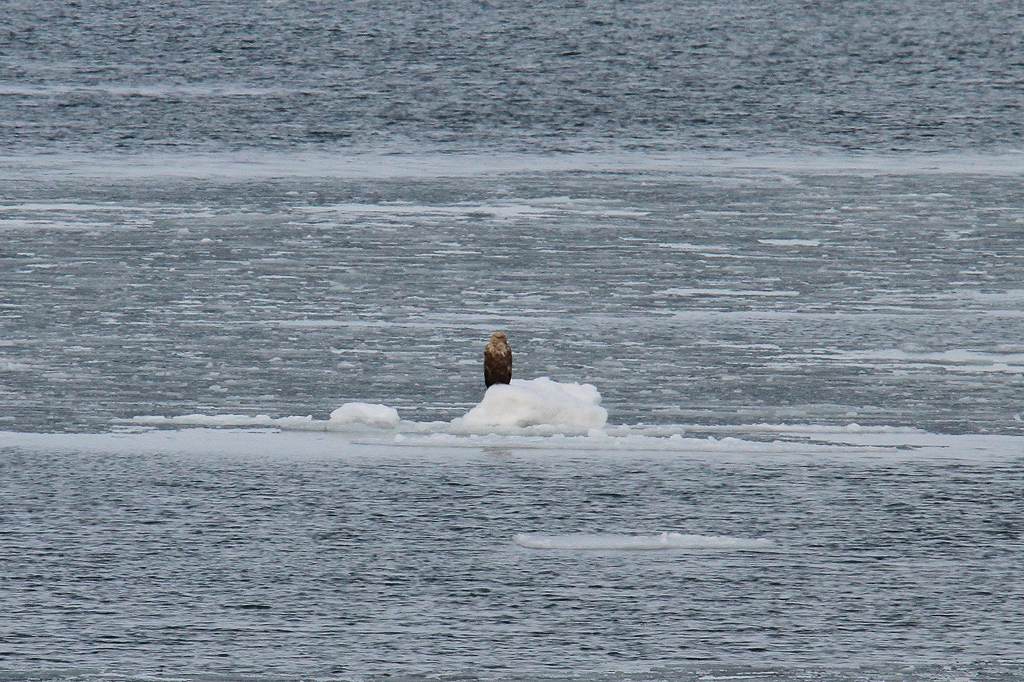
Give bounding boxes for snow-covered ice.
[452,377,608,433]
[328,402,400,428]
[133,377,606,435]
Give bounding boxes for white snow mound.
[453,377,607,433]
[328,402,400,428]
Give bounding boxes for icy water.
[3,155,1024,435]
[2,429,1024,680]
[3,0,1024,679]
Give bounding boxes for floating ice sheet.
[2,427,1023,464]
[119,370,1024,460]
[134,376,606,435]
[513,532,774,551]
[5,150,1023,180]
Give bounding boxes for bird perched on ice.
[484,331,512,388]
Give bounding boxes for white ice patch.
[0,218,114,232]
[658,288,800,297]
[658,242,723,251]
[452,377,608,433]
[328,402,400,428]
[300,201,557,220]
[758,239,821,247]
[513,532,774,551]
[0,83,305,98]
[788,348,1024,374]
[6,149,1024,182]
[132,402,399,432]
[131,413,326,430]
[8,427,1024,463]
[0,359,34,372]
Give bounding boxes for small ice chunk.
[328,402,400,428]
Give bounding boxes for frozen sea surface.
[1,152,1023,435]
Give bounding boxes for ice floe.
[452,377,607,433]
[513,532,774,551]
[110,375,1023,459]
[328,403,400,429]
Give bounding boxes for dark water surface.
[3,0,1022,154]
[2,437,1023,679]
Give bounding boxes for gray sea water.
[2,1,1024,679]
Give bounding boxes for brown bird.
[483,331,512,388]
